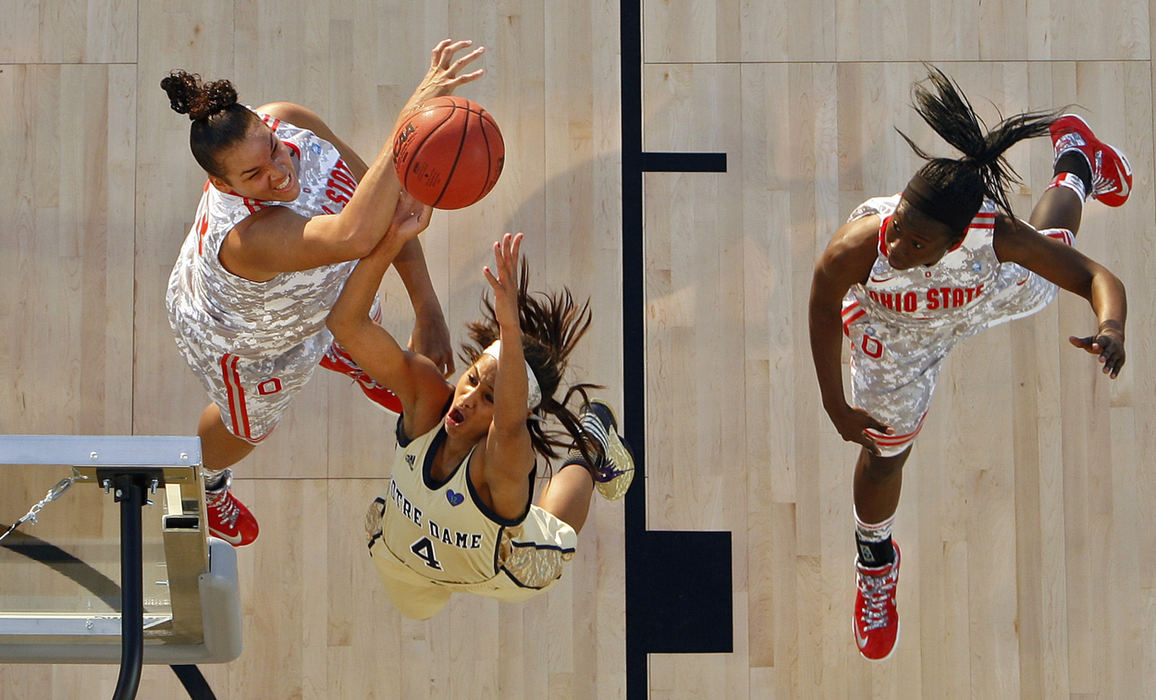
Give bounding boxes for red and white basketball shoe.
[205,469,259,547]
[853,542,900,661]
[320,342,403,414]
[1050,114,1132,207]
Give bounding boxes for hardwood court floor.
[1,1,1154,698]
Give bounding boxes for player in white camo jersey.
[161,39,485,546]
[809,67,1131,661]
[328,230,634,619]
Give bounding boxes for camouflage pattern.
[166,111,375,441]
[840,195,1070,455]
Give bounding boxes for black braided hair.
[461,260,604,474]
[160,70,262,178]
[896,65,1062,236]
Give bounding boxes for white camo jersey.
[166,111,359,360]
[839,195,1072,454]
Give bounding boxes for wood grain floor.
[2,1,1154,698]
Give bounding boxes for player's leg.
[1031,114,1132,235]
[853,446,911,534]
[197,403,255,470]
[843,323,941,662]
[194,348,310,547]
[537,399,635,533]
[537,463,594,533]
[196,403,261,547]
[850,445,907,662]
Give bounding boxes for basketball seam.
[477,110,494,204]
[398,101,458,197]
[432,102,470,208]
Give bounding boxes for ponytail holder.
[482,340,542,410]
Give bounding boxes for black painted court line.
[619,2,733,699]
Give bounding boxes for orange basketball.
[392,96,505,210]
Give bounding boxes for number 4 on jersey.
[410,537,443,570]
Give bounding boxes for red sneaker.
[853,542,900,661]
[1051,114,1132,207]
[320,342,402,413]
[205,469,259,547]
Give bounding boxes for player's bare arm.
[993,215,1127,377]
[218,40,485,282]
[479,234,537,517]
[809,216,894,453]
[256,102,453,372]
[326,221,453,438]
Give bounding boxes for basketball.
[392,96,504,210]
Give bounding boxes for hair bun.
[160,70,238,121]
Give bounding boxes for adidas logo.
[405,454,416,469]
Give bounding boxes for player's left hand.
[1069,326,1125,379]
[483,233,523,331]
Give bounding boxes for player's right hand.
[1068,325,1126,379]
[829,403,893,456]
[413,39,485,103]
[386,189,432,242]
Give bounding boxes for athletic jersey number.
[410,537,443,570]
[861,333,884,359]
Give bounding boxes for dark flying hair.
[461,260,604,473]
[896,65,1061,237]
[160,70,263,178]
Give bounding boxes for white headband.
[482,339,542,410]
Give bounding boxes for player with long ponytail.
[809,66,1131,660]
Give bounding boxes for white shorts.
[366,500,577,620]
[173,298,382,444]
[845,248,1064,457]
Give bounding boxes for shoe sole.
[589,400,635,501]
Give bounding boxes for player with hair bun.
[162,39,485,547]
[809,66,1131,661]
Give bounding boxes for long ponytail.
[897,66,1061,234]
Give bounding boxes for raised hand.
[483,233,523,332]
[410,39,485,106]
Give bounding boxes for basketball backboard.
[0,435,241,664]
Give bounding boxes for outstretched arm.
[994,217,1126,378]
[809,217,894,454]
[262,102,454,375]
[393,239,454,376]
[220,39,486,281]
[480,234,537,507]
[325,202,452,434]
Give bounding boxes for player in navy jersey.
[162,40,484,546]
[809,67,1131,661]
